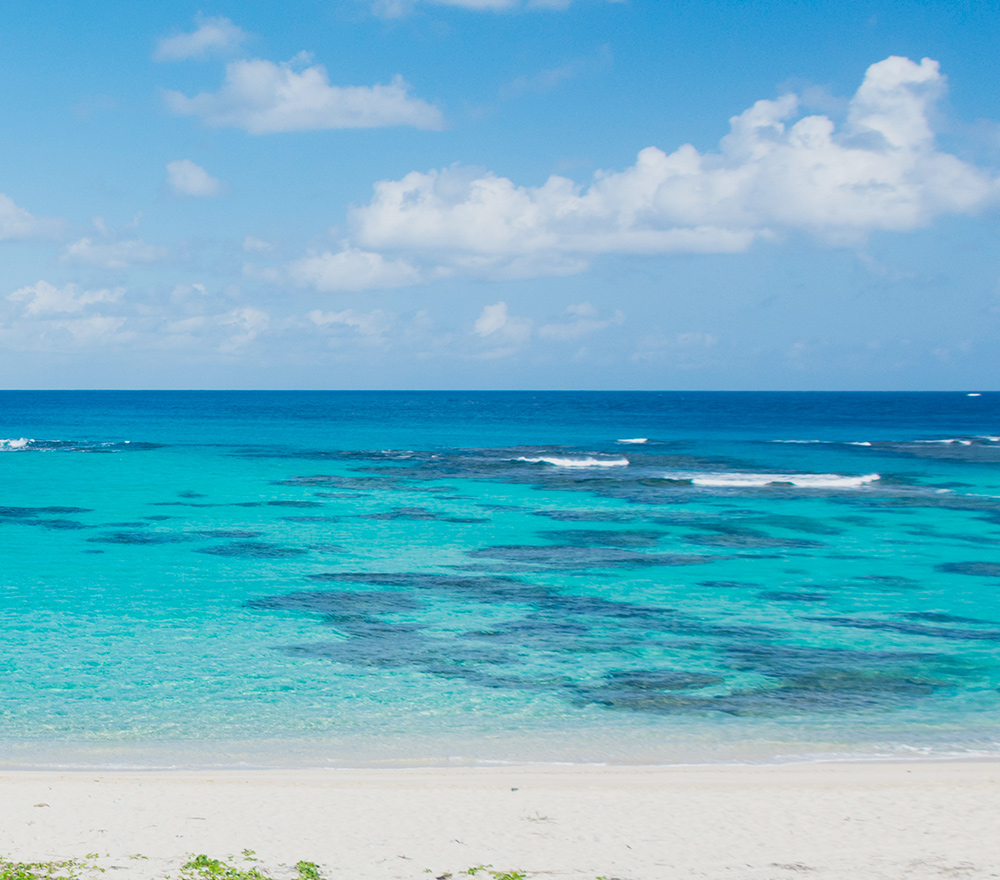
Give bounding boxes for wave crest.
[517,456,630,469]
[682,471,881,489]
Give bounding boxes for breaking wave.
[516,455,630,469]
[674,471,881,489]
[0,438,158,453]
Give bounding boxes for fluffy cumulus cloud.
[8,281,123,316]
[166,160,223,197]
[288,247,422,291]
[154,16,248,62]
[313,56,998,290]
[0,194,62,240]
[166,58,443,133]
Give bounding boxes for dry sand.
[2,761,998,880]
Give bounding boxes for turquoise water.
[1,391,999,767]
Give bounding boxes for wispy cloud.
[538,302,623,341]
[8,281,123,316]
[166,160,224,197]
[499,45,612,99]
[165,57,443,133]
[154,15,248,62]
[61,236,168,269]
[309,308,394,339]
[374,0,620,17]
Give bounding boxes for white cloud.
[474,301,510,336]
[0,193,61,240]
[9,280,123,316]
[166,160,223,197]
[289,247,422,291]
[218,307,269,350]
[154,16,248,62]
[61,237,169,269]
[243,235,273,253]
[309,308,393,337]
[59,315,127,344]
[374,0,615,16]
[538,302,624,341]
[473,301,532,346]
[499,46,612,99]
[165,58,443,133]
[345,56,998,284]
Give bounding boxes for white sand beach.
[2,761,998,880]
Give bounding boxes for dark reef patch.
[744,515,845,536]
[0,505,92,518]
[248,589,422,616]
[936,561,1000,578]
[360,506,488,524]
[0,505,90,530]
[534,529,666,548]
[809,615,1000,642]
[683,529,822,549]
[699,580,759,589]
[856,575,923,590]
[282,516,343,523]
[466,544,721,570]
[905,611,999,625]
[88,531,194,545]
[197,541,306,559]
[759,591,829,603]
[197,529,264,539]
[531,510,640,523]
[246,567,965,717]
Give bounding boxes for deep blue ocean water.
[1,391,999,768]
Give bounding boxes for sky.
[0,0,997,390]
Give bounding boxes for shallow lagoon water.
[1,391,999,767]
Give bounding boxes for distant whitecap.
[517,456,630,468]
[679,471,881,489]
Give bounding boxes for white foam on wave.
[680,471,881,489]
[617,438,648,444]
[517,456,630,469]
[0,438,33,450]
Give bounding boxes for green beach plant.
[0,858,89,880]
[464,867,527,880]
[180,855,323,880]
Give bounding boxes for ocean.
[1,391,999,768]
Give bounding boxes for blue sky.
[0,0,997,389]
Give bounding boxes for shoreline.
[3,742,1000,772]
[3,761,998,879]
